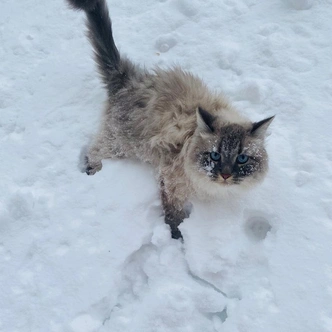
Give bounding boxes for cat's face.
[185,108,273,190]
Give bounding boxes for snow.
[1,0,332,331]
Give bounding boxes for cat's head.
[185,107,274,192]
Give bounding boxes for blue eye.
[210,152,221,161]
[237,154,249,164]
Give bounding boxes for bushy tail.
[67,0,137,94]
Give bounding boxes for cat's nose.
[221,173,231,180]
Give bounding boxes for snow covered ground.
[1,0,332,331]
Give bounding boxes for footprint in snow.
[175,0,198,17]
[237,81,262,104]
[155,35,177,53]
[218,42,240,71]
[244,211,272,242]
[70,314,101,332]
[295,170,312,187]
[258,23,280,37]
[0,244,12,261]
[286,0,313,10]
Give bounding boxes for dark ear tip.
[197,107,215,132]
[251,115,274,135]
[264,115,275,122]
[197,106,207,116]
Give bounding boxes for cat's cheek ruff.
[196,151,216,178]
[234,160,269,189]
[237,164,255,177]
[203,159,218,178]
[203,165,215,178]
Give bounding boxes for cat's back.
[109,67,232,164]
[143,68,214,157]
[143,68,231,152]
[151,67,224,112]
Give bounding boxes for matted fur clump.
[66,0,274,239]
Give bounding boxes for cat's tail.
[67,0,138,94]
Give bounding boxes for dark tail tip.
[66,0,101,11]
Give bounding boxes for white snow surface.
[1,0,332,331]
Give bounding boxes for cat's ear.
[251,116,274,138]
[196,107,215,133]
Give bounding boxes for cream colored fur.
[66,0,273,238]
[86,68,269,209]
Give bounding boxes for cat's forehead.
[199,123,250,152]
[217,124,247,149]
[218,123,247,138]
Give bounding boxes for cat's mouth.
[217,177,233,186]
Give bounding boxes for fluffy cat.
[66,0,274,239]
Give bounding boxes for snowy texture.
[1,0,332,331]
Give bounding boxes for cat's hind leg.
[84,130,125,175]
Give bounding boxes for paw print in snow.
[287,0,313,10]
[155,35,177,53]
[244,212,272,242]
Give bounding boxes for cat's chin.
[188,174,240,200]
[186,166,264,201]
[216,179,233,186]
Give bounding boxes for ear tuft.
[196,107,215,133]
[251,116,274,138]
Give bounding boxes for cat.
[66,0,274,239]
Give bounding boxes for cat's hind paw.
[84,156,102,175]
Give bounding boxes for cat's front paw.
[171,228,183,240]
[84,156,102,175]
